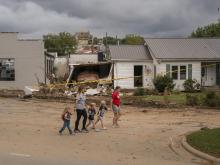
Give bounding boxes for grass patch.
[144,93,186,104]
[187,128,220,158]
[143,93,205,105]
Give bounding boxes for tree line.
[191,21,220,38]
[44,33,145,56]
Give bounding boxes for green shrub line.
[153,75,175,93]
[132,88,220,108]
[183,79,201,93]
[187,128,220,158]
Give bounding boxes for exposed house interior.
[67,62,112,86]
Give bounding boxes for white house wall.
[0,33,45,90]
[113,61,154,89]
[156,61,201,90]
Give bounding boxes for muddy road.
[0,98,219,165]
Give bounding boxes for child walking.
[86,103,96,129]
[95,100,108,130]
[59,107,73,135]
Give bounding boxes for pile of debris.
[0,89,24,98]
[31,82,112,100]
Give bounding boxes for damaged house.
[0,32,54,90]
[67,52,112,86]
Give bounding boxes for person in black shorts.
[86,103,96,129]
[95,100,108,130]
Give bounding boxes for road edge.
[181,135,220,164]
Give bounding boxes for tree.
[191,21,220,38]
[103,36,118,45]
[121,34,145,45]
[44,32,76,56]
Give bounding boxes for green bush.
[145,89,159,95]
[203,91,220,107]
[183,79,200,92]
[186,94,199,106]
[133,88,145,96]
[153,75,175,93]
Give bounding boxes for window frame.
[180,65,187,80]
[0,58,15,81]
[171,65,179,80]
[168,64,191,81]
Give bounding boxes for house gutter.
[111,59,153,62]
[157,58,220,62]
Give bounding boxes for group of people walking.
[59,86,121,135]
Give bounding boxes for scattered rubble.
[24,86,39,95]
[0,89,24,98]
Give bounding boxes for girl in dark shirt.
[86,103,96,129]
[95,100,108,130]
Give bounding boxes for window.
[166,64,171,77]
[0,58,15,81]
[180,65,187,80]
[172,65,178,80]
[188,64,192,79]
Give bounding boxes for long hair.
[63,107,69,114]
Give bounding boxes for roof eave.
[157,58,220,62]
[111,59,153,62]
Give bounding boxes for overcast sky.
[0,0,220,38]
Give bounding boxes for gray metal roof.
[109,45,152,61]
[144,38,220,60]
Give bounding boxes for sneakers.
[81,128,89,133]
[95,128,101,132]
[102,127,107,130]
[74,129,81,133]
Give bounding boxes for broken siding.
[114,61,154,89]
[69,54,98,64]
[156,61,201,90]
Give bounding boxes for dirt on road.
[0,98,219,165]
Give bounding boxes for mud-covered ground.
[0,98,219,165]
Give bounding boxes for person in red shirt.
[112,86,121,127]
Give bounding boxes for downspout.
[44,52,47,84]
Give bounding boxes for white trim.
[170,64,188,81]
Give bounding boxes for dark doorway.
[134,65,143,87]
[216,63,220,86]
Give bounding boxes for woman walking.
[74,86,88,133]
[112,86,121,128]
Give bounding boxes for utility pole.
[105,32,108,46]
[218,8,220,22]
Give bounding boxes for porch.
[201,62,220,87]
